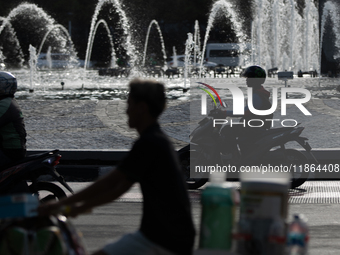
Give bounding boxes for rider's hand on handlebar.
[37,200,61,216]
[209,108,227,119]
[38,201,90,218]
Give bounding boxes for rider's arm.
[72,139,146,214]
[68,168,133,216]
[38,168,134,217]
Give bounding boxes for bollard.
[199,172,237,251]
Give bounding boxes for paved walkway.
[57,181,340,254]
[64,181,340,204]
[18,97,340,150]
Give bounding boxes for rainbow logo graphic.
[197,82,222,107]
[197,82,223,115]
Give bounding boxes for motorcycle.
[0,150,73,202]
[178,105,318,190]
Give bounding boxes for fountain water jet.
[253,0,265,67]
[184,33,195,88]
[0,3,70,61]
[37,24,76,58]
[28,45,37,92]
[46,46,52,69]
[172,46,178,67]
[252,0,319,72]
[142,20,167,68]
[84,0,137,71]
[0,0,337,100]
[193,20,201,68]
[0,3,52,38]
[0,17,23,66]
[289,0,296,69]
[303,0,319,71]
[272,0,279,68]
[199,0,247,77]
[319,1,340,77]
[86,19,116,69]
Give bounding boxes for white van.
[205,43,250,67]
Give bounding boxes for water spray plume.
[200,0,246,76]
[142,20,167,68]
[86,19,116,69]
[320,1,340,77]
[84,0,137,71]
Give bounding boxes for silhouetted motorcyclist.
[213,65,273,156]
[0,71,27,168]
[0,71,28,194]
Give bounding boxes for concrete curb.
[27,148,340,181]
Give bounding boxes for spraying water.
[0,48,5,64]
[199,0,247,76]
[86,19,116,69]
[110,55,117,68]
[306,0,319,71]
[29,45,37,92]
[37,24,76,58]
[172,46,178,67]
[84,0,137,71]
[0,3,53,38]
[193,20,201,68]
[252,0,319,72]
[319,1,340,77]
[0,16,23,66]
[46,46,52,69]
[184,33,195,88]
[142,20,167,68]
[253,0,264,67]
[289,0,296,69]
[0,3,70,60]
[272,0,279,68]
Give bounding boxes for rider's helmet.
[0,71,17,97]
[241,65,266,88]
